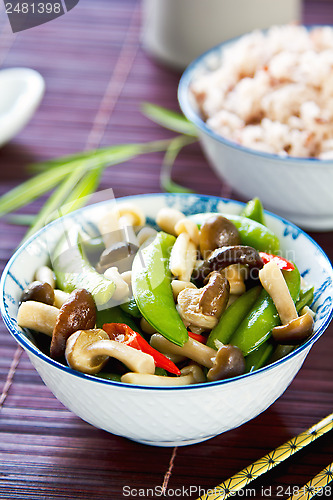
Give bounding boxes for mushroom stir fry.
[17,199,315,386]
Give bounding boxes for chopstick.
[196,413,333,500]
[287,462,333,500]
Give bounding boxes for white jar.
[142,0,302,69]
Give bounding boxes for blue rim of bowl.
[178,26,333,164]
[1,193,333,392]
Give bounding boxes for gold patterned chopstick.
[196,413,333,500]
[287,462,333,500]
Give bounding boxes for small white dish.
[0,68,45,148]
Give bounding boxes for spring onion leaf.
[23,165,89,241]
[161,135,196,193]
[142,103,198,136]
[5,214,36,226]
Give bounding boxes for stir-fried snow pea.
[240,197,266,226]
[132,232,188,346]
[120,297,141,318]
[269,344,295,364]
[296,286,314,313]
[230,266,301,356]
[191,213,279,253]
[53,230,115,306]
[94,372,122,382]
[206,286,261,348]
[244,340,275,372]
[227,215,279,253]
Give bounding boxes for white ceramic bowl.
[0,68,45,148]
[178,36,333,231]
[1,194,333,447]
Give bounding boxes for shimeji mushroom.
[199,214,241,259]
[17,301,59,336]
[121,364,205,386]
[206,345,245,381]
[259,260,314,344]
[17,288,98,358]
[271,310,314,344]
[170,232,197,282]
[65,329,155,375]
[151,333,217,367]
[34,265,56,288]
[199,245,263,281]
[50,289,96,359]
[20,281,55,306]
[177,271,230,330]
[150,334,245,381]
[156,207,185,236]
[97,202,145,249]
[96,241,138,274]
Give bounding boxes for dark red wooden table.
[0,1,332,499]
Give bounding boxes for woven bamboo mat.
[0,1,332,499]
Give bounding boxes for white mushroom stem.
[156,207,185,236]
[53,289,71,308]
[171,280,196,300]
[175,218,200,247]
[121,364,205,386]
[137,226,158,247]
[17,301,59,336]
[116,202,146,227]
[65,329,155,375]
[223,264,246,295]
[104,267,129,301]
[97,211,121,248]
[259,260,298,325]
[170,233,197,282]
[34,266,55,288]
[150,333,216,368]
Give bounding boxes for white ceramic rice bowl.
[178,33,333,231]
[1,193,332,446]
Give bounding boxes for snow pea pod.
[132,232,188,346]
[230,266,301,356]
[226,215,279,253]
[120,297,141,318]
[206,286,261,349]
[244,340,275,372]
[296,286,314,313]
[240,197,266,226]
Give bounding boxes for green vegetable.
[269,344,295,364]
[0,136,185,239]
[80,236,105,267]
[240,197,266,225]
[141,102,197,136]
[245,340,275,372]
[296,286,314,313]
[154,367,168,376]
[227,215,279,253]
[120,297,141,318]
[206,286,261,348]
[230,266,301,356]
[190,213,279,253]
[160,135,196,194]
[52,229,116,306]
[132,232,188,346]
[94,372,122,382]
[96,305,139,332]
